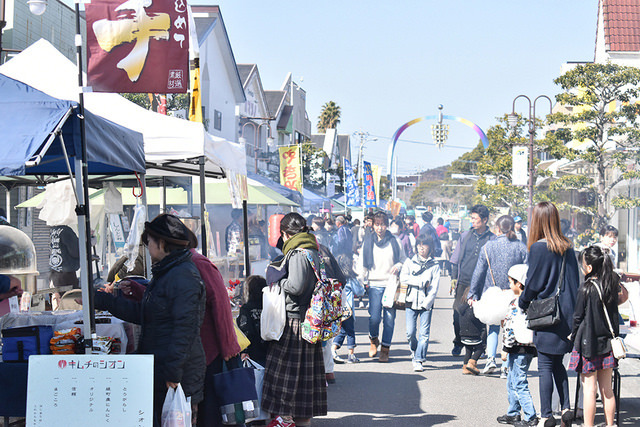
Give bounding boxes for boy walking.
[497,264,538,426]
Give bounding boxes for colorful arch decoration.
[386,115,489,182]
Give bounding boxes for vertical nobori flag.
[344,158,361,207]
[86,0,189,93]
[363,161,376,208]
[279,146,302,192]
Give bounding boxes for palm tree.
[317,101,341,133]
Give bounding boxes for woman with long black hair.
[518,202,580,427]
[262,213,327,427]
[568,246,620,427]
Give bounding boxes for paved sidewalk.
[316,276,640,426]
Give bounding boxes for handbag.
[161,383,192,427]
[394,282,408,310]
[260,283,286,341]
[526,253,566,331]
[593,280,627,359]
[243,358,269,421]
[213,357,260,425]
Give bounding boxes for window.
[214,110,222,131]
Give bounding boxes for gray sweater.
[279,249,321,319]
[468,235,528,300]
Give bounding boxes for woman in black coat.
[95,214,206,426]
[518,202,579,427]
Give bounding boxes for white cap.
[508,264,528,286]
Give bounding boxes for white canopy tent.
[0,39,249,258]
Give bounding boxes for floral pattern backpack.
[299,249,345,344]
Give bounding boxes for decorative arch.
[386,115,489,181]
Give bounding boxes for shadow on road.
[315,370,456,426]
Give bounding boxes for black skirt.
[261,317,327,418]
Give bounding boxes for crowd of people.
[91,200,628,427]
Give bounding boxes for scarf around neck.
[282,232,318,256]
[362,230,401,270]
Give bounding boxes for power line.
[369,134,478,150]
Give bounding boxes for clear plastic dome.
[0,225,38,275]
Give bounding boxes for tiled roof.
[602,0,640,52]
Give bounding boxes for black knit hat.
[142,214,198,248]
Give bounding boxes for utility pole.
[353,131,377,209]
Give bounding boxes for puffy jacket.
[95,249,206,403]
[399,255,440,310]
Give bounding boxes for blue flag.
[344,159,360,206]
[363,161,376,208]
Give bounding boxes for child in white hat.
[497,264,538,427]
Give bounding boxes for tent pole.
[75,158,95,354]
[141,174,152,279]
[243,199,250,277]
[162,176,167,213]
[199,156,207,257]
[73,0,95,354]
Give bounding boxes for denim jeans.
[406,307,433,362]
[368,286,396,347]
[334,314,355,349]
[538,351,570,418]
[507,352,536,422]
[487,324,501,359]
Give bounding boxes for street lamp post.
[507,95,553,218]
[353,131,377,209]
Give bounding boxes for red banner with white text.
[86,0,189,93]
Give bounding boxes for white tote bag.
[161,384,192,427]
[261,284,286,341]
[382,275,399,309]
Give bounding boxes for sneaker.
[358,300,366,309]
[346,353,360,363]
[412,361,424,372]
[325,372,336,384]
[267,416,296,427]
[332,348,346,364]
[482,357,497,374]
[513,418,538,427]
[451,345,462,356]
[500,365,508,379]
[496,414,521,424]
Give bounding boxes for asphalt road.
[315,275,640,426]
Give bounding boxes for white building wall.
[199,28,239,143]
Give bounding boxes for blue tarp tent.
[0,73,145,176]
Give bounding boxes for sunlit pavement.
[316,276,640,426]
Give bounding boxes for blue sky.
[204,1,598,175]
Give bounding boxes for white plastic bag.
[472,287,514,325]
[261,284,286,341]
[381,275,399,308]
[123,204,146,273]
[161,384,192,427]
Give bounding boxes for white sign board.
[109,214,126,249]
[512,146,529,186]
[27,355,153,427]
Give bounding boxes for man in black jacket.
[449,205,495,356]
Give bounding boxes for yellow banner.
[372,164,381,206]
[279,146,302,192]
[189,63,202,123]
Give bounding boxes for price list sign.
[26,355,153,427]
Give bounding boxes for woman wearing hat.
[94,214,206,426]
[262,212,327,427]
